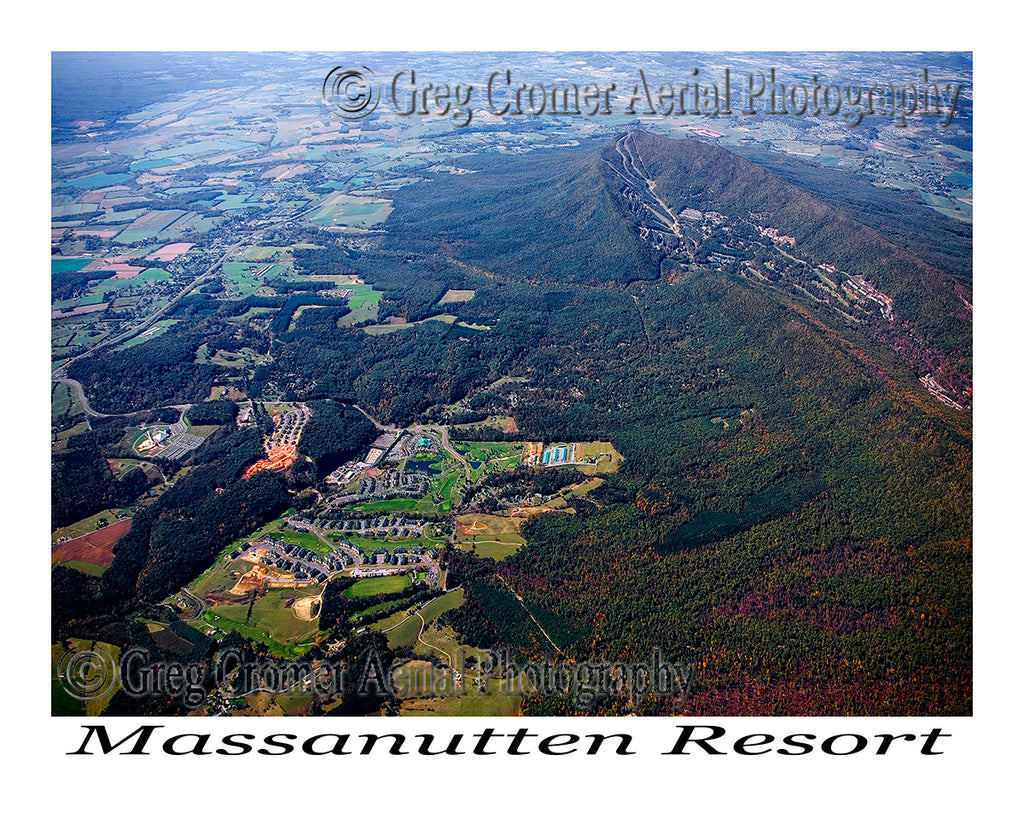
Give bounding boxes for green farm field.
[52,381,77,417]
[221,261,263,296]
[372,588,464,651]
[345,574,412,599]
[58,560,107,577]
[469,540,524,560]
[338,283,384,325]
[201,587,323,656]
[55,421,90,441]
[86,267,171,298]
[349,598,415,622]
[115,210,186,243]
[67,172,130,189]
[455,513,526,560]
[188,557,253,600]
[416,588,465,627]
[51,257,92,273]
[398,687,522,716]
[363,314,456,335]
[343,534,441,555]
[52,508,132,544]
[379,611,422,650]
[346,283,384,309]
[574,441,624,474]
[438,289,475,304]
[52,640,121,717]
[243,246,283,261]
[114,319,178,350]
[307,194,392,229]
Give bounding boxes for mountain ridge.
[386,130,970,404]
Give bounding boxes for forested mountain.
[53,129,971,716]
[385,141,662,286]
[378,131,972,715]
[384,130,971,405]
[616,131,970,378]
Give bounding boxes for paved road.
[380,585,462,667]
[177,587,206,620]
[55,374,192,419]
[51,237,253,423]
[310,522,362,567]
[54,375,107,418]
[353,404,400,433]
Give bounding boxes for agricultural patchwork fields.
[51,517,130,574]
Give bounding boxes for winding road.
[380,591,461,670]
[54,373,192,420]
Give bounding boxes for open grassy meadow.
[52,508,132,544]
[454,514,526,559]
[200,586,323,657]
[52,640,121,717]
[438,289,475,304]
[362,314,456,335]
[372,588,465,651]
[344,497,426,515]
[575,441,624,473]
[113,318,179,350]
[337,283,383,325]
[243,246,283,261]
[345,574,412,599]
[307,194,392,229]
[188,556,254,600]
